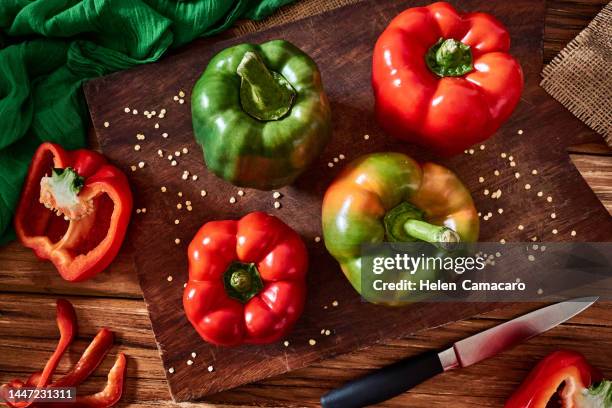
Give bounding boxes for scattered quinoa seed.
[187,360,193,366]
[207,365,214,373]
[551,213,557,219]
[552,229,558,235]
[532,169,538,175]
[134,144,141,151]
[494,170,500,176]
[138,161,145,168]
[332,300,339,307]
[283,341,290,347]
[162,132,168,138]
[308,339,316,346]
[124,107,130,113]
[200,190,207,197]
[130,165,137,172]
[179,90,185,98]
[274,201,281,209]
[229,196,236,204]
[161,186,167,192]
[501,153,507,158]
[167,275,173,282]
[547,196,553,202]
[528,255,535,262]
[174,219,180,225]
[517,129,524,135]
[103,121,110,128]
[273,191,282,199]
[192,175,198,181]
[182,147,188,154]
[364,134,370,140]
[191,352,197,358]
[237,190,245,197]
[571,230,576,237]
[478,177,484,183]
[518,225,524,230]
[524,183,531,190]
[132,109,138,115]
[175,238,181,244]
[314,236,321,243]
[168,367,175,374]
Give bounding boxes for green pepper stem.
[237,51,296,121]
[404,219,461,250]
[230,269,252,293]
[426,38,473,77]
[223,262,264,303]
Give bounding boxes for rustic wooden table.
[1,0,611,407]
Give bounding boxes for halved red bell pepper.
[0,300,126,408]
[14,142,132,282]
[505,350,612,408]
[183,212,308,346]
[372,2,524,156]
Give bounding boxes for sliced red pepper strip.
[52,328,114,388]
[505,350,602,408]
[1,299,77,408]
[39,353,127,408]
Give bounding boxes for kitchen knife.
[320,297,598,408]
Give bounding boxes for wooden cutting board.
[84,0,612,402]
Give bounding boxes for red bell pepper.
[183,212,308,346]
[372,2,524,156]
[14,142,132,282]
[0,300,126,408]
[506,350,612,408]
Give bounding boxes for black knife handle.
[320,351,443,408]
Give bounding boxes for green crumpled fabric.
[0,0,294,244]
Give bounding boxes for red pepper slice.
[52,328,115,388]
[14,142,133,282]
[0,300,126,408]
[183,212,308,346]
[0,299,76,408]
[505,350,602,408]
[41,353,127,408]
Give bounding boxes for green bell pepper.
[191,40,332,190]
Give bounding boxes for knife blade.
[320,297,598,408]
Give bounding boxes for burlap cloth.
[541,2,612,145]
[234,0,612,145]
[230,0,362,37]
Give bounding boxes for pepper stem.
[384,202,461,250]
[403,220,461,251]
[426,38,473,77]
[223,262,264,303]
[237,51,296,121]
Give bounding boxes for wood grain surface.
[1,0,611,407]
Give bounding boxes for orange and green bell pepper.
[505,350,612,408]
[183,212,308,346]
[14,142,132,282]
[321,152,479,300]
[191,40,332,190]
[372,2,524,156]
